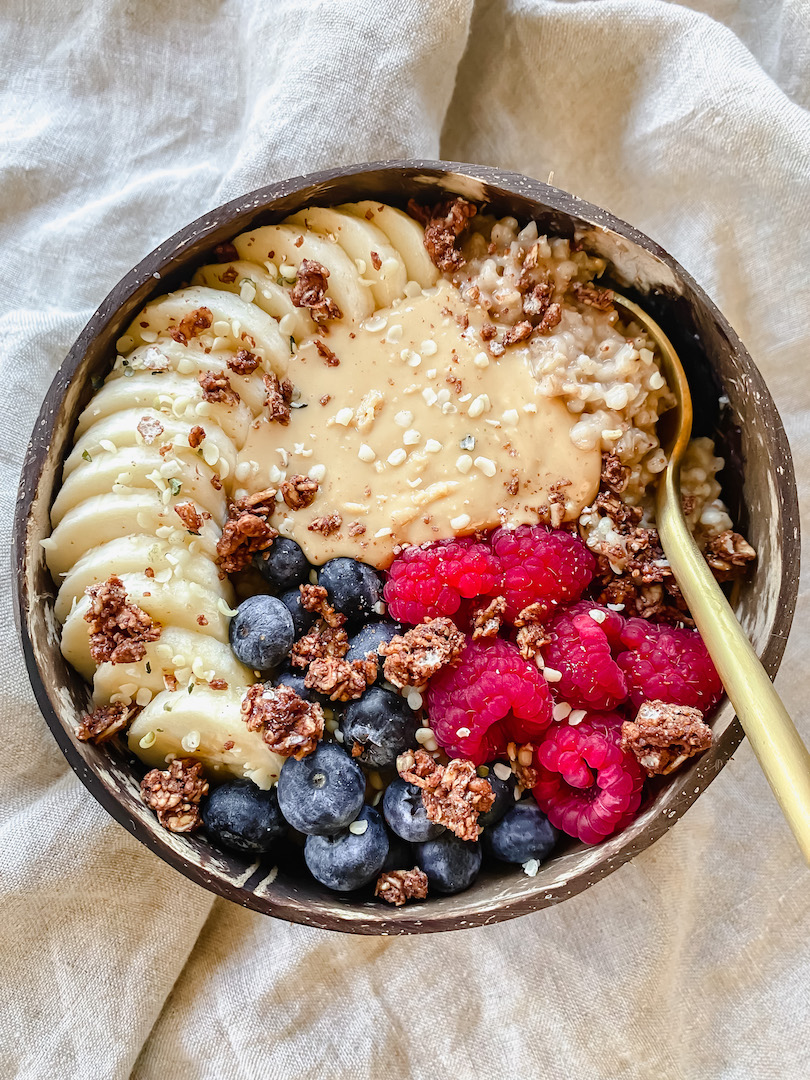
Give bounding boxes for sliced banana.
[128,687,284,790]
[339,201,439,288]
[232,224,374,322]
[51,444,227,526]
[93,628,252,706]
[64,409,238,481]
[192,262,315,340]
[285,207,407,309]
[46,491,220,578]
[109,346,271,416]
[121,286,290,375]
[55,535,232,622]
[74,370,253,449]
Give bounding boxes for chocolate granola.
[291,259,343,322]
[84,575,161,665]
[704,530,756,581]
[396,749,494,841]
[198,370,240,407]
[281,474,319,510]
[241,683,324,759]
[407,196,477,271]
[174,501,204,533]
[77,702,135,743]
[216,489,278,574]
[140,757,208,832]
[375,868,429,907]
[228,348,260,375]
[471,595,506,641]
[169,306,212,346]
[621,699,712,775]
[263,372,292,424]
[378,617,464,688]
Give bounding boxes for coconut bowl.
[12,161,800,934]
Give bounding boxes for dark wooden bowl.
[13,161,800,934]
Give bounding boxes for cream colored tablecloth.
[1,1,809,1076]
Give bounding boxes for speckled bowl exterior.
[13,161,800,934]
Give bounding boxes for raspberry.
[543,601,628,711]
[533,715,645,844]
[383,539,501,625]
[617,619,723,715]
[427,637,553,765]
[490,524,595,621]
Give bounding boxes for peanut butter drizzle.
[239,281,600,567]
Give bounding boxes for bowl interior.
[13,161,800,933]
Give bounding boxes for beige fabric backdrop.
[1,1,809,1077]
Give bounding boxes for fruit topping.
[317,557,385,632]
[201,778,286,854]
[542,601,628,711]
[482,799,557,865]
[276,741,365,836]
[533,715,645,844]
[229,595,295,671]
[490,523,595,621]
[254,537,311,591]
[383,538,500,625]
[382,778,446,843]
[426,637,553,764]
[304,806,389,892]
[415,832,482,895]
[340,686,420,769]
[617,619,723,714]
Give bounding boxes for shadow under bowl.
[13,160,800,934]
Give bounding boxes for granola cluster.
[378,617,464,688]
[290,585,377,701]
[291,259,342,322]
[216,489,278,574]
[397,749,494,841]
[84,575,161,665]
[77,702,135,743]
[375,868,429,907]
[407,196,478,272]
[621,699,713,775]
[241,683,324,760]
[169,306,212,346]
[198,370,240,407]
[140,758,209,832]
[263,372,292,424]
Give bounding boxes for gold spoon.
[613,293,810,864]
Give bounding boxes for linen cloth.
[1,0,809,1076]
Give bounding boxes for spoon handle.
[657,469,810,864]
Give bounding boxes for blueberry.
[304,806,389,891]
[415,832,482,895]
[478,766,517,827]
[254,538,311,591]
[202,779,285,854]
[345,620,403,671]
[383,778,445,843]
[277,742,365,835]
[382,832,413,873]
[318,558,384,631]
[340,686,419,769]
[229,594,294,671]
[483,800,557,864]
[279,587,317,639]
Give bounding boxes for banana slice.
[192,262,315,341]
[93,627,252,706]
[64,409,238,481]
[46,491,220,578]
[51,444,227,526]
[74,370,253,449]
[232,224,374,322]
[129,687,284,790]
[108,346,270,416]
[339,201,439,288]
[285,207,407,309]
[54,535,231,622]
[121,286,290,375]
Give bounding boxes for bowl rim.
[13,158,801,934]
